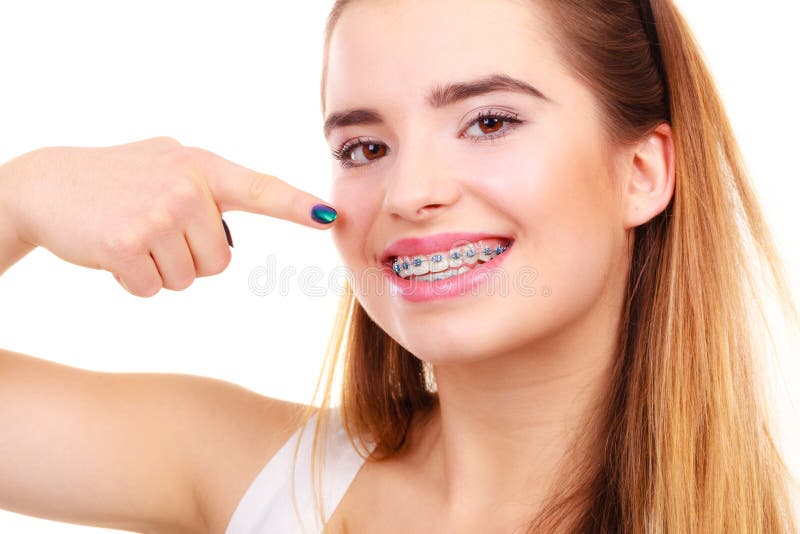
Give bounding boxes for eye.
[461,110,523,141]
[332,137,389,168]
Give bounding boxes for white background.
[0,1,798,532]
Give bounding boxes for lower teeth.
[412,265,470,282]
[392,240,511,280]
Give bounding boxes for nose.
[383,144,462,222]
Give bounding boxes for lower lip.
[382,245,513,303]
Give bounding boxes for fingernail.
[221,218,234,247]
[311,204,337,225]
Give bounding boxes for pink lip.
[381,232,511,263]
[379,233,514,303]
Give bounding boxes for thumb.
[201,149,337,229]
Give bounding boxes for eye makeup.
[331,137,387,169]
[330,108,527,168]
[459,108,523,143]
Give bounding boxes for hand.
[1,137,336,297]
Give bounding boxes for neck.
[414,299,622,526]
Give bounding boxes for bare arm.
[0,348,308,534]
[0,349,205,533]
[0,140,331,532]
[0,151,37,275]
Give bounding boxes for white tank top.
[225,407,371,534]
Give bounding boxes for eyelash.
[461,110,523,142]
[331,137,377,169]
[331,110,525,168]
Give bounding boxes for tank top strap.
[225,406,370,534]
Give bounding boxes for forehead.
[324,0,562,112]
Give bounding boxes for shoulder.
[171,374,312,533]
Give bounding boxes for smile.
[380,233,515,302]
[391,239,511,281]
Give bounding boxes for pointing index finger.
[202,150,337,229]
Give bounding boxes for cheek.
[461,139,614,239]
[331,177,376,258]
[462,137,620,310]
[330,176,399,339]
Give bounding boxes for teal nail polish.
[311,204,337,224]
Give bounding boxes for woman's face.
[325,0,632,364]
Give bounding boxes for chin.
[390,304,541,365]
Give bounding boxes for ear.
[621,122,675,229]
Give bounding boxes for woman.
[0,1,797,533]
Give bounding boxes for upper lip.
[380,232,513,264]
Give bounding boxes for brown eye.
[361,143,387,161]
[479,117,503,134]
[462,111,523,140]
[334,138,389,168]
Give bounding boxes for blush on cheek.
[461,148,549,231]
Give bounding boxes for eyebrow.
[323,73,550,138]
[324,108,383,138]
[427,74,550,108]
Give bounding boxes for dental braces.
[392,243,510,275]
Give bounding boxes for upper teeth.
[392,240,510,278]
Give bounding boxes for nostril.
[415,204,447,218]
[384,175,463,221]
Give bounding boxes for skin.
[324,0,674,530]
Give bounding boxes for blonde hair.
[293,1,800,532]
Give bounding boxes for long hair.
[294,1,799,532]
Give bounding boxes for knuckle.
[159,145,198,172]
[247,173,277,203]
[174,275,195,291]
[183,146,212,160]
[167,180,204,214]
[135,273,164,297]
[149,136,182,148]
[123,275,159,298]
[175,146,211,169]
[140,283,162,298]
[164,273,194,291]
[103,233,145,262]
[156,147,213,195]
[215,248,233,272]
[199,248,232,277]
[145,209,176,237]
